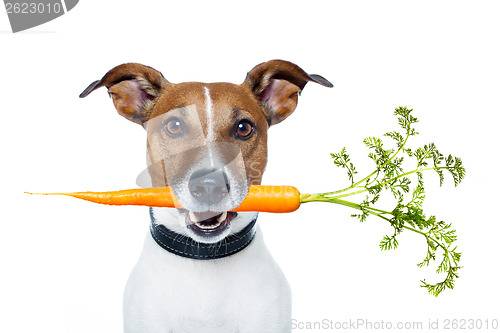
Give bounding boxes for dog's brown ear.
[243,60,333,126]
[79,63,168,126]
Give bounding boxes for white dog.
[80,60,332,332]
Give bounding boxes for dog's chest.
[123,229,291,332]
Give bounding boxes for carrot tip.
[25,192,59,196]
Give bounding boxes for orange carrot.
[234,185,300,213]
[26,185,301,213]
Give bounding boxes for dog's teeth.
[189,211,199,222]
[217,211,227,223]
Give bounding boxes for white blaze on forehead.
[204,86,215,142]
[204,86,216,169]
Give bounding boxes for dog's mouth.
[185,211,237,237]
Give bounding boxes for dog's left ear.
[243,59,333,126]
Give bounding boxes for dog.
[80,60,332,332]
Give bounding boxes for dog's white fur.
[123,208,291,332]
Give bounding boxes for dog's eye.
[164,117,184,138]
[235,119,255,140]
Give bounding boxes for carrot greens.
[300,107,465,296]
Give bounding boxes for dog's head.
[81,60,332,243]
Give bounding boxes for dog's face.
[145,82,268,242]
[80,60,332,243]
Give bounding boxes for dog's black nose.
[188,169,230,205]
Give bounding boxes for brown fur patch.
[146,82,270,186]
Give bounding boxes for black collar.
[149,209,257,260]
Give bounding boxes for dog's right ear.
[79,63,168,126]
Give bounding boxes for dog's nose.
[188,169,230,206]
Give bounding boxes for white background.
[1,1,499,332]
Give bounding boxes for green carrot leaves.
[331,147,357,185]
[302,107,465,296]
